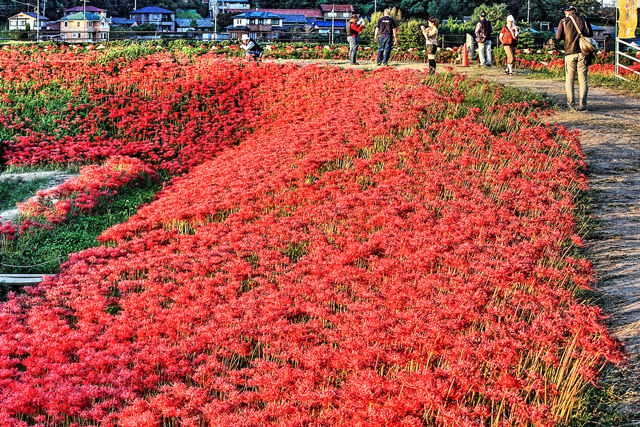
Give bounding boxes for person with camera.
[475,11,493,67]
[374,9,397,66]
[238,34,264,62]
[556,5,594,111]
[420,18,439,74]
[346,14,364,65]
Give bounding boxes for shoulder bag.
[568,15,597,55]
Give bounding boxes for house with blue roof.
[314,20,345,34]
[226,11,286,40]
[130,6,176,31]
[8,12,49,31]
[60,12,110,42]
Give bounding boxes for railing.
[615,38,640,82]
[0,29,557,51]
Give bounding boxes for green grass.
[0,182,160,278]
[0,175,54,211]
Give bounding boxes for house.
[109,17,137,27]
[63,6,105,16]
[314,20,345,34]
[279,14,309,30]
[256,8,323,20]
[206,0,250,15]
[320,4,354,21]
[130,6,176,31]
[176,18,214,32]
[59,12,110,42]
[226,11,285,39]
[8,12,49,31]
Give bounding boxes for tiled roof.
[110,17,136,25]
[280,14,308,24]
[320,4,355,12]
[131,6,175,14]
[60,12,103,21]
[64,6,105,13]
[232,11,282,19]
[256,8,323,18]
[20,12,49,20]
[176,18,214,28]
[315,20,344,27]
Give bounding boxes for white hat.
[506,15,515,22]
[241,34,250,41]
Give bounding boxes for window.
[77,21,81,27]
[64,21,68,27]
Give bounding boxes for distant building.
[206,0,250,15]
[59,11,110,42]
[176,17,214,32]
[226,11,284,40]
[130,6,176,31]
[109,17,137,27]
[63,6,106,16]
[314,20,345,33]
[256,8,323,20]
[320,4,354,21]
[8,12,49,31]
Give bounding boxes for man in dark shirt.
[556,5,593,110]
[374,9,397,66]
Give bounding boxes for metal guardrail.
[0,274,44,286]
[615,38,640,82]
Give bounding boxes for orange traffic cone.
[461,43,469,67]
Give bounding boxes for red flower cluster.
[0,60,620,426]
[0,50,264,174]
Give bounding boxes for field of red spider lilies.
[0,44,622,426]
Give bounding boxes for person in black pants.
[374,9,397,66]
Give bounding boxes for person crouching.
[239,34,264,61]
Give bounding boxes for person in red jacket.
[346,14,364,65]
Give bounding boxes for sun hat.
[241,34,250,41]
[480,11,486,17]
[506,15,515,22]
[563,5,577,11]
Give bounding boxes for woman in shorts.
[421,18,439,74]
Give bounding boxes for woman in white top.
[420,17,439,74]
[499,15,520,75]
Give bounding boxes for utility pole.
[331,3,334,45]
[374,0,377,14]
[36,0,40,42]
[527,0,530,24]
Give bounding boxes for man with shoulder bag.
[556,5,595,111]
[475,11,493,66]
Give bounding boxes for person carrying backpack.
[475,11,493,66]
[499,15,520,75]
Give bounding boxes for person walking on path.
[346,14,364,65]
[238,34,264,61]
[374,9,397,66]
[475,11,493,66]
[421,17,439,74]
[556,5,593,111]
[499,15,520,75]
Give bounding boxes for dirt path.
[445,64,640,421]
[278,58,640,420]
[0,171,78,224]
